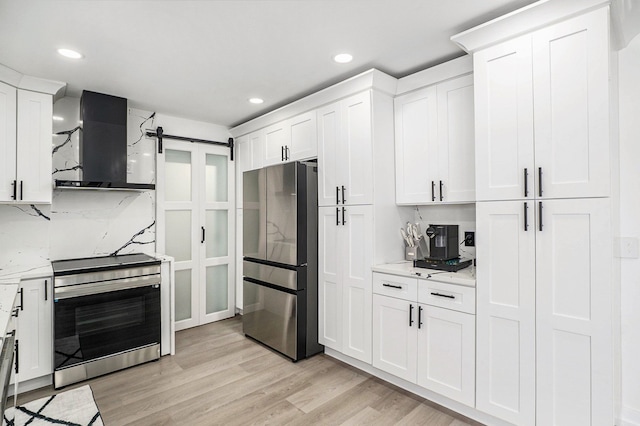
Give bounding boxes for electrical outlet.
[464,231,475,247]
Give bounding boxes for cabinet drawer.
[373,273,417,301]
[418,281,475,314]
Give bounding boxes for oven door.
[54,284,160,371]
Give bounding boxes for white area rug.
[3,385,103,426]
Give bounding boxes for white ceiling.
[0,0,537,128]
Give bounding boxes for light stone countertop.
[372,260,476,287]
[0,263,53,281]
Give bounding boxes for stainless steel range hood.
[55,90,155,190]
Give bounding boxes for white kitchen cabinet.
[263,111,317,166]
[394,74,474,205]
[0,85,53,204]
[535,198,612,425]
[0,81,18,202]
[394,86,438,205]
[476,197,613,425]
[475,8,609,201]
[372,274,476,407]
[318,204,373,363]
[318,91,373,207]
[475,201,536,425]
[14,277,53,384]
[263,121,290,166]
[416,305,475,407]
[372,294,417,382]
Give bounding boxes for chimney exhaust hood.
[55,90,155,190]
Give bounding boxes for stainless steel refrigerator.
[242,161,323,361]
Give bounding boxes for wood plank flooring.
[17,316,483,425]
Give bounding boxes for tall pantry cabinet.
[454,4,615,426]
[317,87,398,364]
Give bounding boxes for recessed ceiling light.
[52,116,64,121]
[57,48,83,59]
[249,98,264,104]
[333,53,353,64]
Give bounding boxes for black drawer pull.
[382,283,402,289]
[430,292,455,299]
[538,167,543,197]
[409,304,414,327]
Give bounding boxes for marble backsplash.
[0,98,159,271]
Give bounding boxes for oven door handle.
[54,274,161,300]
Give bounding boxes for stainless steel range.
[51,253,161,389]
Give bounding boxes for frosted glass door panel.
[206,153,228,202]
[206,265,229,314]
[206,210,228,258]
[165,210,192,262]
[165,149,192,202]
[175,269,192,321]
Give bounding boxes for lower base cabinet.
[372,276,475,407]
[11,277,53,385]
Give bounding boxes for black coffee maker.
[414,224,471,272]
[425,224,459,260]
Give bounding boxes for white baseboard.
[619,406,640,425]
[8,375,52,397]
[324,348,511,426]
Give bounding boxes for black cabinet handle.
[524,168,529,197]
[539,201,543,231]
[409,304,414,327]
[341,207,346,226]
[11,180,16,200]
[439,180,443,201]
[281,146,285,161]
[18,288,23,311]
[44,279,48,301]
[336,187,340,205]
[418,306,423,329]
[538,167,543,197]
[12,308,18,318]
[382,283,402,289]
[285,146,290,160]
[201,226,205,243]
[336,207,339,226]
[524,202,529,231]
[430,292,455,299]
[341,185,346,204]
[20,181,23,200]
[15,339,19,374]
[431,181,435,202]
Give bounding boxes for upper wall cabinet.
[394,74,475,205]
[474,8,610,201]
[0,82,53,204]
[318,91,373,207]
[263,110,317,166]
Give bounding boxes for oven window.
[54,285,160,370]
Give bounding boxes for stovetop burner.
[51,253,160,276]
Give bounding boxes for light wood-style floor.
[17,316,482,425]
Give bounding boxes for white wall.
[618,34,640,426]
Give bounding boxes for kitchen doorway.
[157,140,235,330]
